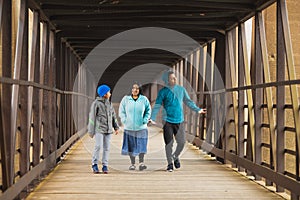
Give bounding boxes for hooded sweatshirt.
[151,71,201,124]
[88,96,119,135]
[119,95,151,131]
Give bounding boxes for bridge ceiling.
[29,0,275,86]
[30,0,275,59]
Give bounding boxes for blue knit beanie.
[97,84,110,97]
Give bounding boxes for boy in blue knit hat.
[88,84,119,174]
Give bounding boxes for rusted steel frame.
[186,54,193,136]
[178,60,182,86]
[192,50,199,138]
[0,0,3,25]
[189,135,300,197]
[211,41,217,145]
[237,26,246,171]
[19,0,29,177]
[73,63,80,134]
[253,14,263,181]
[0,0,12,191]
[174,62,178,83]
[226,79,300,93]
[49,31,57,155]
[177,61,180,79]
[198,46,206,140]
[60,41,66,144]
[55,34,62,149]
[10,0,26,184]
[70,53,75,137]
[279,1,300,196]
[194,50,200,93]
[197,79,300,96]
[239,23,255,162]
[183,56,187,85]
[71,57,77,135]
[215,36,226,162]
[212,40,223,147]
[226,31,239,159]
[205,43,213,144]
[276,1,285,193]
[0,4,2,160]
[0,128,84,200]
[190,53,196,137]
[81,65,88,132]
[257,12,277,172]
[31,11,41,167]
[182,56,188,130]
[70,53,76,137]
[65,48,71,140]
[41,22,49,158]
[224,35,233,164]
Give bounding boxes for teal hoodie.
[151,70,201,123]
[119,95,151,131]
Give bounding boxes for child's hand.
[115,129,119,135]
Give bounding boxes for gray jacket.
[88,97,119,136]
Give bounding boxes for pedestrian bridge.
[26,126,285,200]
[0,0,300,199]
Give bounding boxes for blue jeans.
[92,133,112,166]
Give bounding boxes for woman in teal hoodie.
[119,83,151,171]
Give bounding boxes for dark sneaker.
[166,164,173,172]
[102,165,108,174]
[139,163,147,171]
[92,164,99,174]
[174,158,181,169]
[129,165,136,170]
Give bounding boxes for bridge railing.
[182,1,300,199]
[0,1,91,199]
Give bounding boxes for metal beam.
[257,11,277,173]
[11,0,27,184]
[279,1,300,198]
[276,1,285,192]
[226,31,239,159]
[240,22,256,163]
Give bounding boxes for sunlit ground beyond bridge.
[26,127,284,199]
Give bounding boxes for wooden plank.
[26,127,283,200]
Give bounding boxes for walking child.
[88,84,119,174]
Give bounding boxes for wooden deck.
[26,127,284,199]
